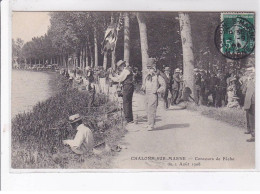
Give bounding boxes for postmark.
[215,13,255,60]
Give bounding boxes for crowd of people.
[59,58,255,155]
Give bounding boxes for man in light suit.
[243,67,255,142]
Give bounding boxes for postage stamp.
[215,13,255,59]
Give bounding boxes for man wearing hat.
[142,58,166,130]
[63,114,94,155]
[110,60,134,124]
[160,66,172,109]
[243,67,255,142]
[171,68,182,105]
[194,68,202,105]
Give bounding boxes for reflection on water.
[12,70,53,118]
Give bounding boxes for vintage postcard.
[10,10,255,170]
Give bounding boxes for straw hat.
[69,114,82,124]
[116,60,126,67]
[175,68,181,73]
[164,67,170,71]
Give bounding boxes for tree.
[111,13,116,69]
[179,13,195,96]
[136,12,149,84]
[124,12,130,66]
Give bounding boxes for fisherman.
[109,60,134,124]
[142,58,166,130]
[63,114,94,155]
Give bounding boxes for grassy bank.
[12,74,125,169]
[186,103,246,129]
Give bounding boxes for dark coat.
[194,73,202,90]
[172,73,181,90]
[244,79,255,110]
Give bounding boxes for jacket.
[244,78,255,110]
[172,73,181,90]
[144,74,166,95]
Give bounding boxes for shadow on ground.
[149,123,190,131]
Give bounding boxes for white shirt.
[110,68,130,83]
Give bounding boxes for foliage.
[11,74,123,168]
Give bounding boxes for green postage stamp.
[215,13,255,59]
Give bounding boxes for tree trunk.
[111,14,116,69]
[94,27,98,67]
[136,12,149,85]
[179,13,195,97]
[85,44,89,67]
[124,12,130,66]
[103,51,108,70]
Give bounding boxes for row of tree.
[13,12,252,94]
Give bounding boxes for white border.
[2,0,260,190]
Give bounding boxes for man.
[243,67,255,142]
[98,67,108,94]
[172,68,182,105]
[209,72,218,106]
[110,60,134,124]
[194,68,202,105]
[176,70,184,104]
[159,66,172,109]
[142,58,166,130]
[200,70,209,105]
[215,70,226,107]
[63,114,94,155]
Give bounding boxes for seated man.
[63,114,94,155]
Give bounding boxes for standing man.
[176,70,184,104]
[200,70,209,105]
[194,68,202,105]
[209,72,218,106]
[142,58,166,130]
[243,67,255,142]
[172,68,182,105]
[159,66,172,109]
[110,60,134,124]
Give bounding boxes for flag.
[101,13,124,53]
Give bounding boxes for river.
[12,70,55,118]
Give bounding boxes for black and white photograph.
[9,10,255,170]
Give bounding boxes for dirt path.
[111,93,255,169]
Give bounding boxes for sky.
[12,12,51,43]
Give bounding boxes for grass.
[11,74,125,169]
[186,102,246,129]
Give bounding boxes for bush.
[11,74,123,169]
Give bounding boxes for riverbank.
[12,72,125,169]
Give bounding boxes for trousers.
[146,93,158,127]
[122,84,134,123]
[172,90,179,105]
[246,104,255,137]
